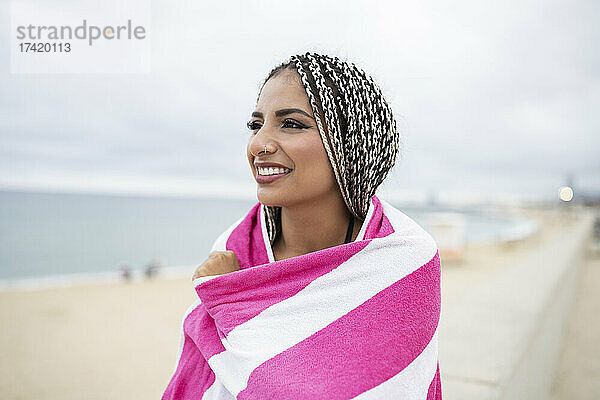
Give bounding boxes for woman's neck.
[272,192,364,261]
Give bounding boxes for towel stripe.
[361,195,395,240]
[201,378,236,400]
[353,332,439,399]
[427,362,442,399]
[236,254,441,399]
[161,335,216,400]
[183,303,226,360]
[195,240,369,337]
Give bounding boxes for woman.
[163,52,442,399]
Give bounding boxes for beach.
[0,277,198,399]
[1,206,597,399]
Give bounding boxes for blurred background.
[1,0,599,399]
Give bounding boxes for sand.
[0,276,198,399]
[0,206,595,399]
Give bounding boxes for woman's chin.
[256,189,287,207]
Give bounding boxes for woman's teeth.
[258,167,292,176]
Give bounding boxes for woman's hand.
[192,250,240,281]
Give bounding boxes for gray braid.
[256,52,400,246]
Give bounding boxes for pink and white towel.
[162,194,442,399]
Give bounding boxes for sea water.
[0,190,521,286]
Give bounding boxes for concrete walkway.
[550,251,600,399]
[439,208,595,399]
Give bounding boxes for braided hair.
[256,52,401,246]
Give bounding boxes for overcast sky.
[1,0,598,202]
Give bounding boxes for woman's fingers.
[192,250,240,281]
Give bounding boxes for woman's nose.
[249,126,276,156]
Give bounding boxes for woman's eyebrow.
[275,108,313,119]
[251,108,313,119]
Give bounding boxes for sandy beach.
[0,276,199,399]
[1,206,597,399]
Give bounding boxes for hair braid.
[303,54,354,213]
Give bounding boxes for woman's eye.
[246,119,307,132]
[282,119,307,129]
[246,120,262,131]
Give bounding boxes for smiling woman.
[245,54,401,261]
[163,52,442,399]
[247,65,358,260]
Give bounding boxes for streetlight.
[558,186,574,202]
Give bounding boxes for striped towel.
[162,194,442,399]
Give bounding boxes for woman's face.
[246,69,338,208]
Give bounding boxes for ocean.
[0,190,522,287]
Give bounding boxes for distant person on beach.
[163,52,442,399]
[144,256,164,279]
[118,264,132,282]
[144,265,156,279]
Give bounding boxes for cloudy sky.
[1,0,598,202]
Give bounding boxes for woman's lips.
[255,170,292,184]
